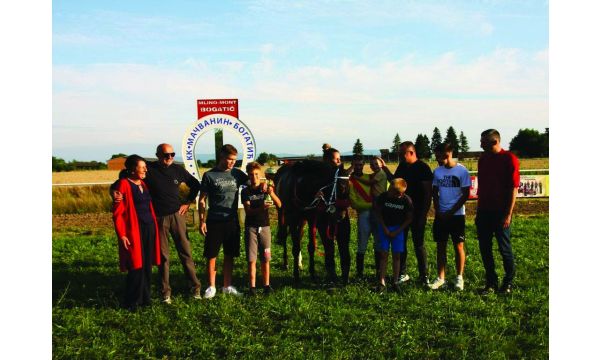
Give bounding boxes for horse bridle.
[301,168,349,213]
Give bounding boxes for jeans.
[357,210,378,254]
[475,209,516,286]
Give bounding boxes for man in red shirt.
[476,129,520,294]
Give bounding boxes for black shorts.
[204,219,241,258]
[433,215,465,244]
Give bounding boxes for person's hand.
[375,156,386,168]
[383,227,392,237]
[179,203,190,215]
[315,190,324,199]
[502,214,512,229]
[200,221,207,236]
[261,181,268,193]
[112,190,123,203]
[120,236,131,250]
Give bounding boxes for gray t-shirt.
[200,167,248,222]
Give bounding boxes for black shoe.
[392,283,402,293]
[499,283,513,294]
[478,283,498,295]
[248,287,257,296]
[263,285,274,295]
[419,276,430,287]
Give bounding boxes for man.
[378,141,433,286]
[112,143,202,304]
[476,129,520,294]
[348,155,374,279]
[198,144,248,298]
[430,143,471,291]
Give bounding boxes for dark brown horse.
[274,160,347,283]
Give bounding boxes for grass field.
[52,212,548,359]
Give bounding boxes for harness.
[302,168,349,213]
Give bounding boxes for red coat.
[112,179,161,272]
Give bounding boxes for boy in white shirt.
[430,143,471,291]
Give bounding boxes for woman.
[113,155,161,309]
[318,146,352,285]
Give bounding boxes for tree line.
[352,127,549,159]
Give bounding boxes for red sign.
[197,99,239,119]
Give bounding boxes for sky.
[52,0,548,161]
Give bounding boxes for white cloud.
[53,47,547,159]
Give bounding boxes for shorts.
[204,219,241,258]
[377,225,406,254]
[245,226,272,262]
[433,215,466,244]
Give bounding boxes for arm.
[503,187,518,228]
[112,182,131,250]
[417,181,433,225]
[432,185,440,217]
[375,156,394,182]
[268,186,282,209]
[440,187,470,220]
[179,168,201,215]
[198,192,208,236]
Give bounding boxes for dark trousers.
[158,212,201,296]
[400,218,429,279]
[317,215,351,283]
[476,209,516,286]
[125,221,155,308]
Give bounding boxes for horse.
[274,159,349,283]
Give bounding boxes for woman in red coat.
[113,155,161,310]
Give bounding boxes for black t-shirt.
[143,161,201,217]
[392,160,433,211]
[375,193,414,227]
[241,186,270,227]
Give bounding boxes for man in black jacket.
[113,143,202,303]
[377,141,433,286]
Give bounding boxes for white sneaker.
[222,286,242,297]
[429,277,446,290]
[204,286,216,299]
[398,274,410,284]
[455,276,464,291]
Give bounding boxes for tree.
[257,152,278,165]
[444,126,459,153]
[458,131,469,154]
[509,128,548,158]
[110,153,127,159]
[353,138,364,156]
[257,152,270,165]
[391,133,402,158]
[414,134,431,159]
[430,127,442,154]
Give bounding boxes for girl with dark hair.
[112,155,161,310]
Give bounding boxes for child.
[430,143,471,291]
[241,162,282,295]
[373,178,413,292]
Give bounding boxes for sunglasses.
[162,152,176,158]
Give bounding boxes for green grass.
[53,214,548,359]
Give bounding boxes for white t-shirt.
[432,163,471,216]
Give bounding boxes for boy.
[198,145,248,298]
[241,162,281,295]
[430,143,471,291]
[373,178,413,293]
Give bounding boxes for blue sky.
[53,0,548,161]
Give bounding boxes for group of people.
[111,128,519,310]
